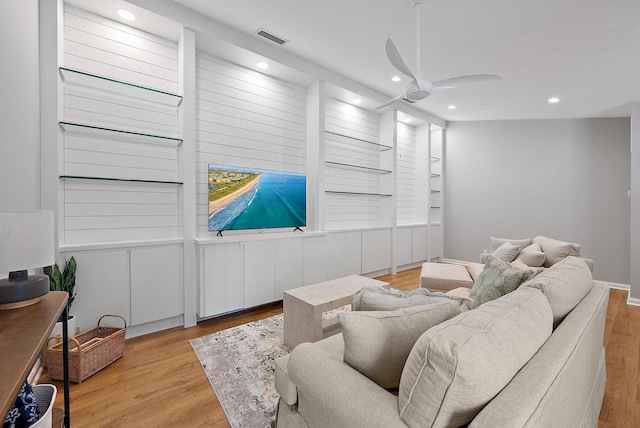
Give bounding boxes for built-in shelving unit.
[325,161,392,174]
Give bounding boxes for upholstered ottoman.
[420,262,473,292]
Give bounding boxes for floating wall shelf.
[325,161,392,174]
[59,67,183,107]
[60,175,183,185]
[325,190,392,197]
[325,131,392,151]
[59,122,183,147]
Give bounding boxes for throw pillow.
[469,256,535,308]
[338,300,461,389]
[511,258,543,276]
[352,284,471,312]
[398,287,553,428]
[3,380,40,428]
[491,241,521,262]
[515,242,546,267]
[489,236,532,253]
[532,235,581,268]
[522,256,593,328]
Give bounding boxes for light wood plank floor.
[39,268,639,427]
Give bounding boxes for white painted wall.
[0,0,41,210]
[445,118,630,284]
[630,102,640,299]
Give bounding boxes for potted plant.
[44,257,77,337]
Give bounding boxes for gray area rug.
[190,307,350,428]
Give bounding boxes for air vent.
[256,28,288,45]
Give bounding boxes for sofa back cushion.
[338,301,461,389]
[532,235,581,267]
[523,255,593,328]
[398,287,553,428]
[489,236,532,253]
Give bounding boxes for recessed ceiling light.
[256,61,269,70]
[392,76,401,82]
[447,105,456,110]
[353,98,362,105]
[548,97,560,103]
[117,8,136,21]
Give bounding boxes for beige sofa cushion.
[338,301,461,389]
[468,256,535,308]
[515,242,546,267]
[420,262,473,292]
[398,287,553,428]
[523,255,593,327]
[352,284,470,312]
[533,235,581,267]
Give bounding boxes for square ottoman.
[420,262,473,292]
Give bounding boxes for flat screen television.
[208,164,306,232]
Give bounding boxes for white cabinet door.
[202,243,242,317]
[130,245,183,325]
[303,235,327,285]
[429,224,443,261]
[343,231,362,276]
[411,226,428,263]
[395,228,412,267]
[362,229,392,273]
[70,249,131,332]
[243,240,275,308]
[275,239,303,298]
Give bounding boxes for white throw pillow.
[338,301,461,389]
[491,241,521,262]
[515,242,546,267]
[532,235,581,267]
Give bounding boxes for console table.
[0,291,70,427]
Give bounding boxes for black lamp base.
[0,274,50,310]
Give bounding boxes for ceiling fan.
[376,0,502,110]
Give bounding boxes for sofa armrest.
[287,342,406,428]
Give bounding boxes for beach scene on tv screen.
[208,165,306,231]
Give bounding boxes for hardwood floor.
[38,268,639,427]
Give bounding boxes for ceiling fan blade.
[374,93,405,110]
[431,74,502,93]
[385,37,419,80]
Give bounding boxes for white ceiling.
[74,0,640,121]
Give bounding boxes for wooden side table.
[0,291,70,427]
[283,275,389,348]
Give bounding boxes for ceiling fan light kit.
[376,0,502,110]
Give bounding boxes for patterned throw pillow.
[3,380,40,428]
[352,284,471,312]
[469,256,535,307]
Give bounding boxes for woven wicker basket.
[47,315,126,383]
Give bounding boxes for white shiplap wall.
[195,52,307,235]
[60,7,181,244]
[324,99,386,230]
[397,122,418,225]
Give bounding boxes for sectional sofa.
[274,256,607,427]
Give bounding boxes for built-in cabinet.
[43,2,447,336]
[197,229,392,319]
